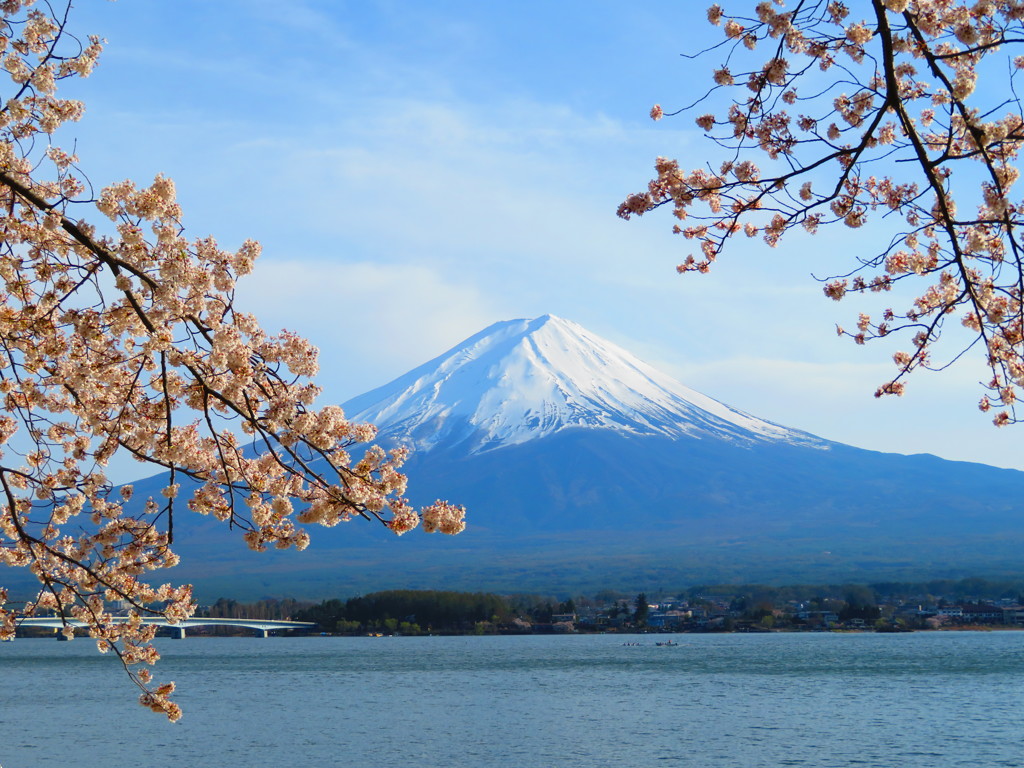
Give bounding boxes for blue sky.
[61,0,1022,471]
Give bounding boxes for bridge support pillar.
[171,626,186,639]
[258,628,268,638]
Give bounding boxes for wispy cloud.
[235,259,507,400]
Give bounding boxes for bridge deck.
[14,617,317,638]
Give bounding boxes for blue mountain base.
[52,427,1024,602]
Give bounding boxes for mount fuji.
[114,315,1024,599]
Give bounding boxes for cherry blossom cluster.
[622,0,1024,425]
[0,0,464,720]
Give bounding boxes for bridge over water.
[14,616,317,639]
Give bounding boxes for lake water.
[0,631,1021,767]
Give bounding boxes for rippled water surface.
[1,631,1022,767]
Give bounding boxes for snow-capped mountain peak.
[342,315,826,454]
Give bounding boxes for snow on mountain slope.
[342,315,828,454]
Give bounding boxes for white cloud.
[234,259,509,400]
[656,354,1023,471]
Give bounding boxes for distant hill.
[48,315,1024,601]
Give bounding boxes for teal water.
[0,632,1021,767]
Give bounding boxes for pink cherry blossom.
[621,0,1024,427]
[0,1,464,721]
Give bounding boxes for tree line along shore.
[190,578,1024,636]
